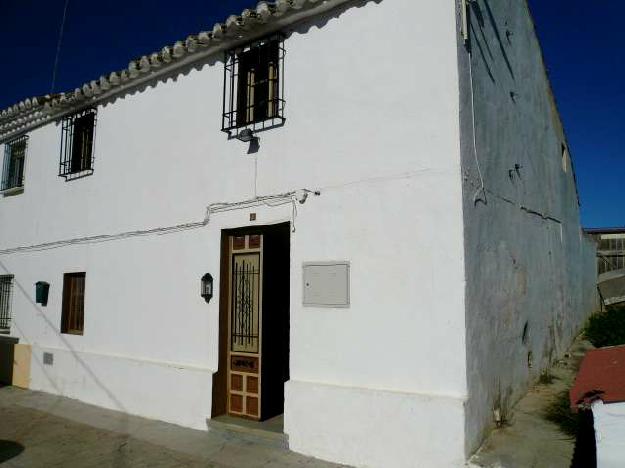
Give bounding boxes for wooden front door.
[213,223,290,422]
[227,234,263,419]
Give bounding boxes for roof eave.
[0,0,351,143]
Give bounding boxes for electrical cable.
[0,189,319,255]
[468,43,487,206]
[51,0,70,94]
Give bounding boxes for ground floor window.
[0,275,13,333]
[61,272,86,335]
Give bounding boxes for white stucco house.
[0,0,597,467]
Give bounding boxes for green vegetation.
[544,390,578,437]
[584,304,625,348]
[542,305,625,438]
[538,371,556,385]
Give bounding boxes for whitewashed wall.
[457,0,598,455]
[0,0,466,467]
[593,401,625,468]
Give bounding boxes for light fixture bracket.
[236,128,256,143]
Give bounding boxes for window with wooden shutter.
[61,272,86,335]
[222,34,285,138]
[2,135,27,192]
[0,275,13,333]
[59,108,96,179]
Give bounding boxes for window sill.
[223,117,286,140]
[1,186,24,197]
[0,335,18,346]
[60,169,94,181]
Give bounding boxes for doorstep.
[207,414,288,449]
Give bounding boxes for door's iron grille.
[59,108,97,179]
[231,253,260,353]
[0,275,13,331]
[2,135,28,191]
[222,33,286,138]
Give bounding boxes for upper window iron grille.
[0,275,13,332]
[59,108,97,179]
[222,34,286,137]
[2,135,28,192]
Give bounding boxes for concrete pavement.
[0,386,344,468]
[469,336,594,468]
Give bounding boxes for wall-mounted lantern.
[35,281,50,306]
[236,128,256,143]
[201,274,213,303]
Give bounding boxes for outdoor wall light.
[236,128,256,143]
[201,273,213,303]
[35,281,50,306]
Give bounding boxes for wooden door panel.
[227,234,263,419]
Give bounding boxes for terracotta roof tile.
[0,0,340,143]
[570,345,625,410]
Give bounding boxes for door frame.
[211,222,290,420]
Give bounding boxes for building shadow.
[570,409,597,468]
[0,440,25,463]
[0,260,133,467]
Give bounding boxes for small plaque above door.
[231,355,259,373]
[302,261,350,307]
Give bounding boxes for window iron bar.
[59,108,97,179]
[2,135,28,191]
[0,275,13,330]
[222,33,286,138]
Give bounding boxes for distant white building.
[586,227,625,306]
[586,228,625,275]
[0,1,597,467]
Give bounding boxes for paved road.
[0,386,343,468]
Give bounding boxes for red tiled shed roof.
[570,345,625,410]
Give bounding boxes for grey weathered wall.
[456,0,598,454]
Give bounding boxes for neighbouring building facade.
[585,227,625,275]
[585,228,625,305]
[0,1,597,467]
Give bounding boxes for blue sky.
[527,0,624,228]
[1,0,622,227]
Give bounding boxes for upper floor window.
[1,135,28,193]
[61,272,86,335]
[59,108,97,179]
[561,144,569,173]
[222,34,285,138]
[0,275,14,333]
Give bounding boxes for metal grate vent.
[43,352,54,366]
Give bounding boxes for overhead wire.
[0,190,319,255]
[51,0,70,93]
